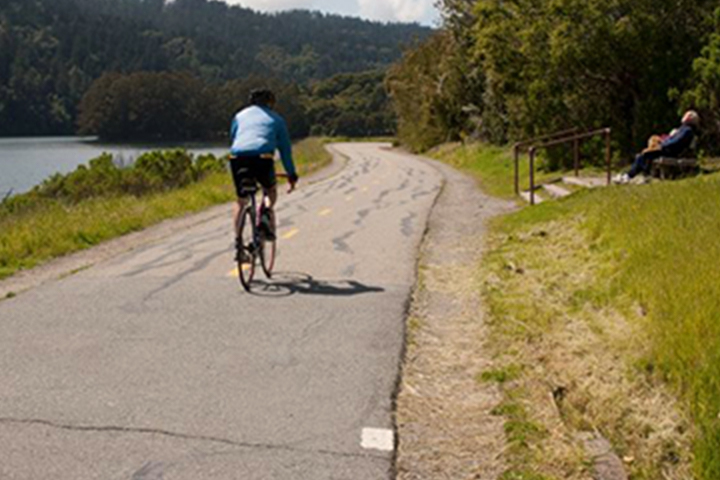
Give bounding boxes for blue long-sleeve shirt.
[230,106,296,177]
[661,124,696,157]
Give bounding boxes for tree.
[682,9,720,154]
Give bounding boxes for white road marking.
[361,428,394,452]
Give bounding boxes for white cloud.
[222,0,438,25]
[228,0,318,11]
[358,0,430,23]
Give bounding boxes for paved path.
[0,144,443,480]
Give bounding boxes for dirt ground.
[395,155,515,479]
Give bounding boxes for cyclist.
[229,89,299,253]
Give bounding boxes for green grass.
[576,175,720,479]
[434,141,720,478]
[0,137,332,281]
[429,143,590,199]
[293,137,335,177]
[478,365,523,384]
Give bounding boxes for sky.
[223,0,441,26]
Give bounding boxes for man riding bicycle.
[229,89,299,254]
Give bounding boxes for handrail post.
[529,147,536,206]
[605,128,612,185]
[513,144,520,196]
[573,139,580,177]
[512,128,579,199]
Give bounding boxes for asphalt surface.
[0,143,443,479]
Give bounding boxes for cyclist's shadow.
[248,272,385,298]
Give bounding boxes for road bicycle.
[235,173,288,291]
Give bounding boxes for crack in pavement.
[141,248,229,302]
[332,231,355,254]
[0,417,388,461]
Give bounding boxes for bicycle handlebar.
[275,173,296,193]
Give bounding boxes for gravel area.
[396,154,515,479]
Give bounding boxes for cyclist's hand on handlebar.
[287,174,299,193]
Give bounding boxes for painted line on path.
[282,228,300,240]
[228,264,251,277]
[361,428,394,452]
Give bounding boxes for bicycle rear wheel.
[237,207,256,291]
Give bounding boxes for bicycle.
[235,173,289,291]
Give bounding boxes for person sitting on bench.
[615,110,700,183]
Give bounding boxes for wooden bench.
[651,157,699,179]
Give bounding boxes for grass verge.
[0,137,331,280]
[434,141,720,479]
[428,143,602,200]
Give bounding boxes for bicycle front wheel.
[260,236,276,278]
[237,207,256,291]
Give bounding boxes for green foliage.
[386,32,481,152]
[77,72,210,141]
[0,0,429,137]
[307,70,395,138]
[392,0,718,160]
[76,72,315,141]
[682,9,720,153]
[1,150,226,217]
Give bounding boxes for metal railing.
[513,128,579,195]
[528,128,612,205]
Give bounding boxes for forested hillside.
[388,0,720,157]
[0,0,430,137]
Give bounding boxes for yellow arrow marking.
[319,208,333,217]
[282,228,299,240]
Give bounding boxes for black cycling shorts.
[229,156,277,198]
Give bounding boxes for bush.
[0,150,227,216]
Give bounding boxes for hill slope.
[0,0,431,136]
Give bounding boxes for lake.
[0,137,229,198]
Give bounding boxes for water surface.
[0,137,228,197]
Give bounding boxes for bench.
[651,157,699,179]
[650,136,700,180]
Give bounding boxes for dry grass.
[482,218,694,479]
[396,161,511,479]
[398,260,506,480]
[428,142,720,479]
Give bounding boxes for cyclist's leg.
[257,158,278,237]
[230,157,250,240]
[233,198,246,237]
[264,185,278,236]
